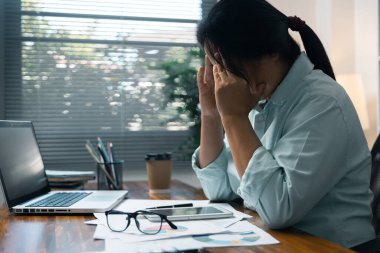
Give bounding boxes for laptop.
[0,120,128,214]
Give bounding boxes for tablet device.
[145,206,233,221]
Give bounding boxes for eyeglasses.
[105,210,177,235]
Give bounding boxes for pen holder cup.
[97,161,124,190]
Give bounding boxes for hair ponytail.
[197,0,335,81]
[288,16,336,80]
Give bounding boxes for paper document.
[89,199,251,242]
[103,220,279,253]
[84,199,276,253]
[45,169,95,182]
[93,218,229,243]
[110,199,251,220]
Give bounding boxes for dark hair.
[197,0,335,80]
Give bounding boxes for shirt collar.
[254,99,268,112]
[267,52,314,106]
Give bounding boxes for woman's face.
[241,56,279,100]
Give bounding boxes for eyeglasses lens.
[136,213,163,234]
[107,213,129,232]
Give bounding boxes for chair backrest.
[371,134,380,235]
[351,136,380,253]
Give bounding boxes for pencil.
[85,142,119,189]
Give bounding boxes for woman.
[192,0,375,248]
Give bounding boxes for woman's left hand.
[213,64,265,119]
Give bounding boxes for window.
[3,0,215,171]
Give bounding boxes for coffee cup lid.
[145,152,172,161]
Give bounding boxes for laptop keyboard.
[26,192,91,207]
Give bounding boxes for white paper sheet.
[90,199,251,228]
[85,219,101,225]
[86,199,257,251]
[93,219,229,243]
[94,199,251,223]
[103,220,279,253]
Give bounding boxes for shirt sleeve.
[192,145,239,201]
[237,95,352,229]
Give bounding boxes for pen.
[85,140,120,190]
[146,203,193,209]
[97,144,116,190]
[106,142,117,184]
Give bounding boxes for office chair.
[371,134,380,235]
[351,134,380,253]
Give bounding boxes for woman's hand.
[197,55,220,117]
[213,64,265,119]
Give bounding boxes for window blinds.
[3,0,216,171]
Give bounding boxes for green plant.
[159,47,205,156]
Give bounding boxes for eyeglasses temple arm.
[164,217,177,229]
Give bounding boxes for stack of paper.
[46,170,95,188]
[84,199,279,253]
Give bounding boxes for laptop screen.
[0,121,49,208]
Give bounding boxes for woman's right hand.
[197,55,220,117]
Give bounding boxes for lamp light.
[336,74,370,130]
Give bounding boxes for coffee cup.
[145,153,172,194]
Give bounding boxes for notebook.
[0,120,128,214]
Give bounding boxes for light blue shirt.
[192,53,375,248]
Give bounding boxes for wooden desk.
[0,180,354,253]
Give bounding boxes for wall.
[355,0,379,147]
[269,0,379,148]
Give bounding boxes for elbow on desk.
[263,217,295,230]
[260,213,300,230]
[203,189,238,203]
[205,193,233,202]
[256,203,302,229]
